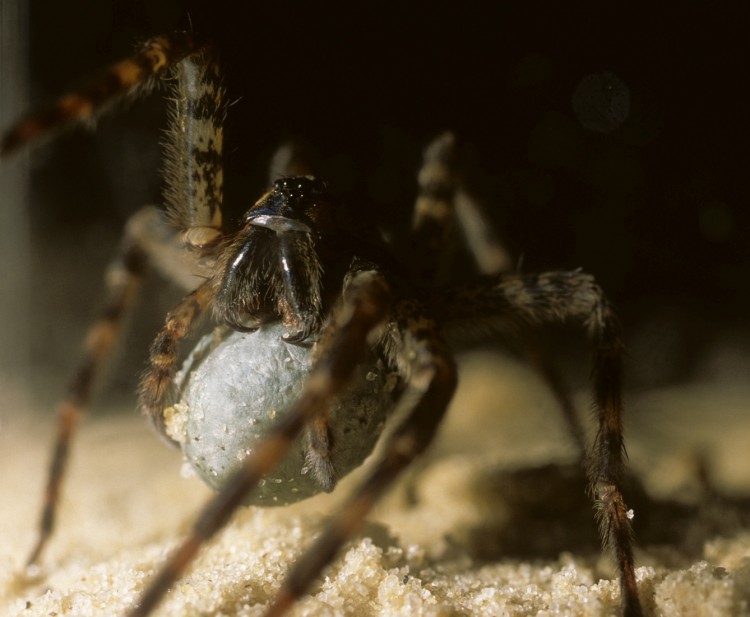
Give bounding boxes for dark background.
[11,0,750,404]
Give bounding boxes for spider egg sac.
[165,323,399,505]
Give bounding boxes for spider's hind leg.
[266,299,458,616]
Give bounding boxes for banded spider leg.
[412,131,587,454]
[18,32,224,565]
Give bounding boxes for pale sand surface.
[1,351,749,616]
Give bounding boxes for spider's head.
[214,176,330,344]
[244,176,331,233]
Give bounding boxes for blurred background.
[1,1,747,436]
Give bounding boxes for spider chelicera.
[1,31,643,617]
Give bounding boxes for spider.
[1,31,643,617]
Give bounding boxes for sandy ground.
[1,349,749,617]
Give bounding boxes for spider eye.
[245,175,328,231]
[273,175,328,198]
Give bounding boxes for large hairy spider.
[2,32,642,617]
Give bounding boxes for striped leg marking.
[414,135,584,456]
[1,32,206,156]
[163,50,227,251]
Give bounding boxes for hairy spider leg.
[163,49,227,251]
[434,270,642,617]
[27,239,147,566]
[267,141,316,185]
[139,280,213,438]
[411,131,462,285]
[24,39,225,564]
[265,299,458,617]
[129,269,392,617]
[452,181,513,276]
[0,32,206,157]
[26,204,212,566]
[413,131,512,282]
[414,132,586,454]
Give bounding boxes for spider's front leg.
[129,269,392,617]
[20,40,227,565]
[265,300,458,617]
[435,270,642,617]
[0,32,207,156]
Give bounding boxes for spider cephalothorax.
[1,30,643,617]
